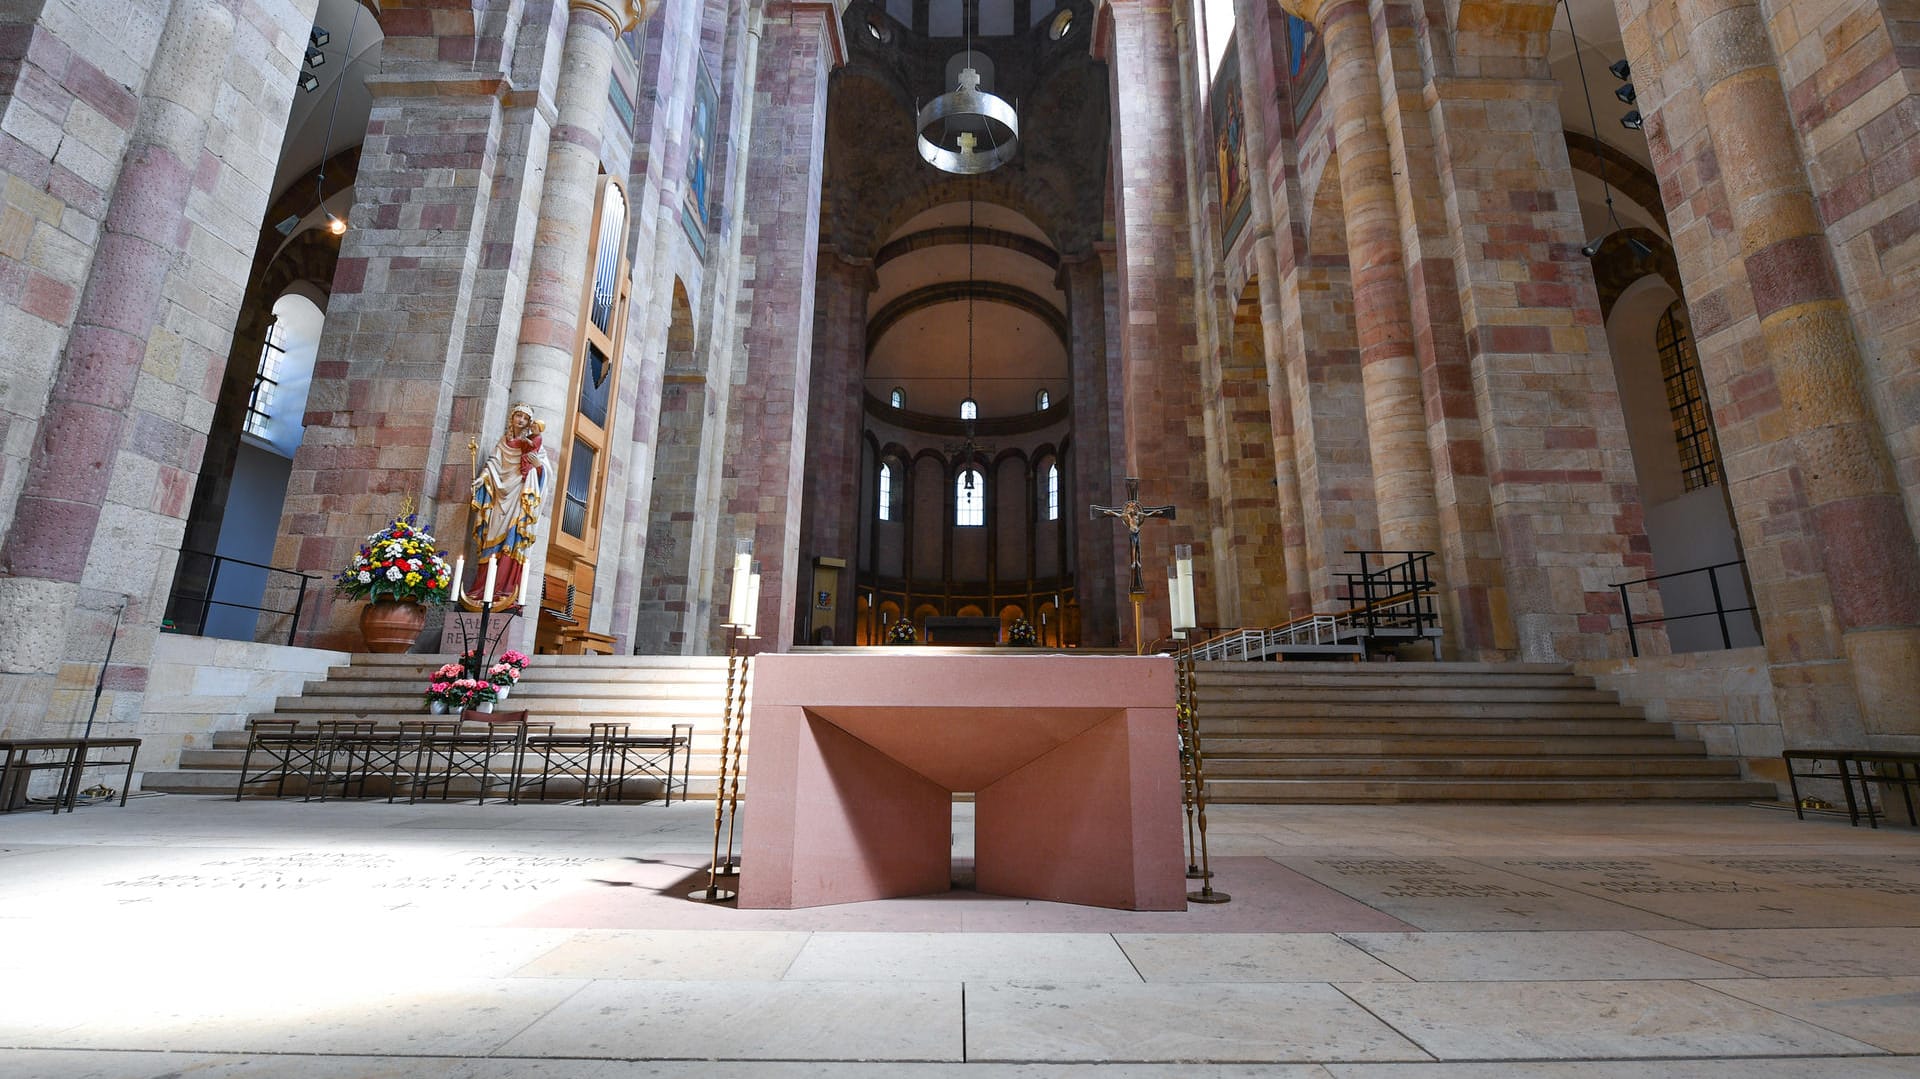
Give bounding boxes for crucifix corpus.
[1091,477,1177,653]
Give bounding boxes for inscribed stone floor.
[0,798,1916,1077]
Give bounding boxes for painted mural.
[1286,14,1326,127]
[1212,33,1251,254]
[681,60,718,252]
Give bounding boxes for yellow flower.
[404,572,422,586]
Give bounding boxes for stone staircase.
[1194,661,1777,803]
[141,654,740,800]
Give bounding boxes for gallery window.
[1656,302,1720,491]
[1036,389,1050,411]
[956,470,985,526]
[1046,463,1060,521]
[244,318,284,440]
[877,462,893,521]
[960,397,978,421]
[890,387,906,409]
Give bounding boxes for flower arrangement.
[499,650,529,675]
[885,620,917,645]
[1005,618,1037,646]
[334,513,454,606]
[441,677,497,710]
[425,662,466,709]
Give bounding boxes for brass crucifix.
[1090,477,1177,596]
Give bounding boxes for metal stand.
[1130,590,1146,656]
[1180,648,1229,904]
[1176,651,1209,880]
[689,627,742,903]
[715,645,751,876]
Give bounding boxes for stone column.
[716,0,843,649]
[0,0,235,721]
[1679,0,1920,733]
[799,250,869,646]
[1098,0,1213,646]
[1061,252,1121,646]
[1289,0,1443,564]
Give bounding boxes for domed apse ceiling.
[866,203,1067,418]
[830,0,1106,422]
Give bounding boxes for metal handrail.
[1611,558,1758,657]
[165,548,320,647]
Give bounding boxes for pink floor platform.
[738,652,1187,911]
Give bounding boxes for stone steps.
[1193,661,1775,803]
[141,653,745,801]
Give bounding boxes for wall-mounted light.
[1609,59,1631,80]
[325,212,347,236]
[305,46,326,68]
[1620,110,1644,131]
[310,25,330,48]
[1614,83,1636,104]
[297,71,318,92]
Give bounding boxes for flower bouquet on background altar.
[335,511,455,653]
[1005,618,1037,646]
[886,620,918,645]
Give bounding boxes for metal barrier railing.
[164,548,319,647]
[1612,558,1758,657]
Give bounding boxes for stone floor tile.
[494,979,962,1060]
[964,982,1431,1063]
[512,929,811,979]
[1324,1059,1920,1078]
[1339,979,1887,1059]
[1341,931,1754,981]
[1487,856,1918,928]
[1115,932,1409,982]
[782,931,1138,982]
[1276,856,1689,931]
[1699,977,1920,1053]
[1636,927,1920,977]
[0,975,589,1056]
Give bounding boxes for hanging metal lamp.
[917,66,1019,175]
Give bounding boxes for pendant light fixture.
[916,4,1018,175]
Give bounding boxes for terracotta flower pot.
[359,600,427,653]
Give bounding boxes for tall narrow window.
[890,387,906,409]
[956,470,985,526]
[877,462,893,521]
[244,318,285,440]
[1036,389,1050,411]
[1656,303,1720,491]
[1046,463,1060,521]
[960,398,978,421]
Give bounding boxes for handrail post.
[199,555,222,636]
[1617,582,1638,658]
[289,575,310,647]
[1707,565,1731,650]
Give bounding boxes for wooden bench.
[1783,749,1920,828]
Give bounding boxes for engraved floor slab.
[1277,857,1691,931]
[1341,930,1757,981]
[782,932,1140,982]
[1339,979,1887,1059]
[1635,927,1920,977]
[1700,977,1920,1053]
[1490,857,1920,928]
[1324,1059,1920,1078]
[495,980,962,1061]
[965,982,1431,1063]
[1115,933,1409,983]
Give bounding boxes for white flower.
[385,567,403,581]
[357,570,372,583]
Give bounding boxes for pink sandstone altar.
[738,653,1187,911]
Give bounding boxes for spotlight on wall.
[297,71,318,92]
[1620,110,1644,130]
[1609,59,1631,81]
[305,46,326,68]
[326,212,347,236]
[1580,237,1604,258]
[1615,83,1636,104]
[1626,235,1654,258]
[310,25,330,48]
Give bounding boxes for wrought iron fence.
[1612,558,1759,657]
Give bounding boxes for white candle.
[449,556,464,600]
[482,556,497,604]
[741,565,762,637]
[726,549,752,628]
[516,560,530,607]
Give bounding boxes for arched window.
[877,462,893,521]
[1046,463,1060,521]
[960,397,978,421]
[1656,303,1720,491]
[956,469,985,526]
[890,386,906,409]
[1036,389,1050,411]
